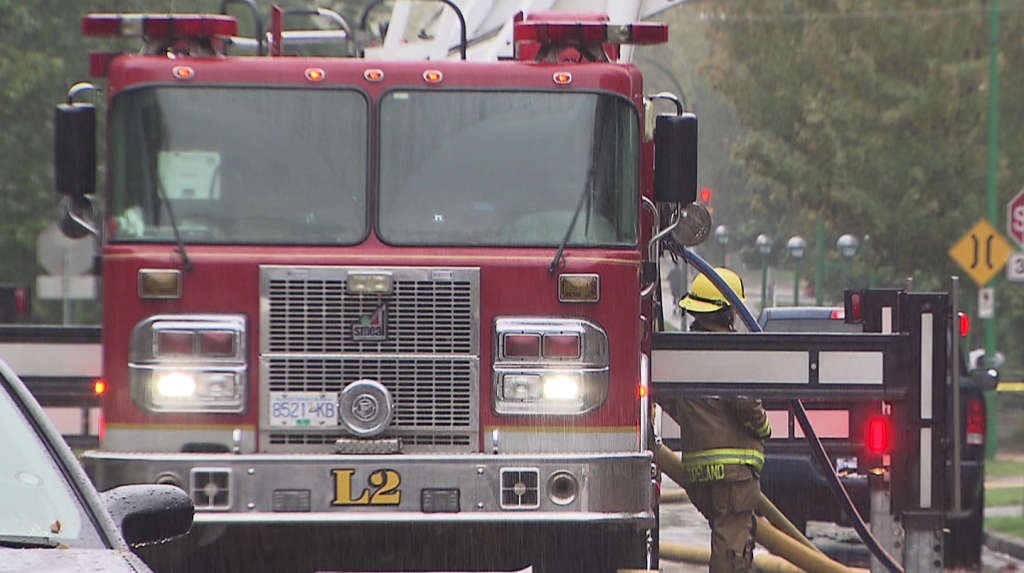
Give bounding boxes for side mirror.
[54,101,96,196]
[653,113,697,204]
[101,484,194,546]
[969,367,999,392]
[57,195,98,239]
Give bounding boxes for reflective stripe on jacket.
[661,396,771,485]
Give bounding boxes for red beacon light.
[513,16,667,62]
[514,20,667,46]
[82,13,238,39]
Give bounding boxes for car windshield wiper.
[0,534,62,549]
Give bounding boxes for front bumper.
[83,450,655,526]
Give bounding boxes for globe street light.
[755,233,774,310]
[836,234,860,260]
[787,236,807,306]
[713,225,731,266]
[814,221,863,306]
[834,234,860,301]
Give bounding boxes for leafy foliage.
[651,1,1024,369]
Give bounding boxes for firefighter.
[660,268,772,573]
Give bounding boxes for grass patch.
[987,458,1024,478]
[987,516,1024,539]
[987,486,1024,507]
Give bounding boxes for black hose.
[680,247,904,573]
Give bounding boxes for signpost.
[35,223,97,324]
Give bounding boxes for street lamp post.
[814,222,862,305]
[713,225,730,266]
[836,234,860,294]
[756,234,774,310]
[787,236,807,306]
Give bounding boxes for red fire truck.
[53,4,697,572]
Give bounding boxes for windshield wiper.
[548,181,593,275]
[154,177,193,272]
[549,104,605,275]
[0,535,62,549]
[141,112,193,271]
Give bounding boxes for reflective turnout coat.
[662,396,771,485]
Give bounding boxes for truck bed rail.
[0,325,101,449]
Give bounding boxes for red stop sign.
[1010,189,1024,249]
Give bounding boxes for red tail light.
[849,292,862,322]
[867,416,890,454]
[966,398,985,446]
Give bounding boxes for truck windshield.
[107,87,368,244]
[378,90,639,247]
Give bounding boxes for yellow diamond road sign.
[949,219,1015,286]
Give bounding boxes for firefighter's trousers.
[686,469,760,573]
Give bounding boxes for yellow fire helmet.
[678,268,746,313]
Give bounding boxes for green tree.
[664,0,1024,368]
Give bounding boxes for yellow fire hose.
[659,538,808,573]
[655,445,868,573]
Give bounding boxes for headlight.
[543,375,579,400]
[145,369,244,411]
[157,372,196,397]
[493,317,609,415]
[130,315,247,413]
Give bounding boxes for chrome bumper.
[82,451,654,526]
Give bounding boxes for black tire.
[945,495,984,570]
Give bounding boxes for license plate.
[835,456,858,473]
[270,392,338,426]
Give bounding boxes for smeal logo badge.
[353,304,387,341]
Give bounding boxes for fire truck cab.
[53,4,696,572]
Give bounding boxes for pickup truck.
[756,306,990,570]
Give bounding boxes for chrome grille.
[264,267,475,354]
[265,356,475,427]
[259,266,480,453]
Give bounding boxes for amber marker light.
[558,274,599,303]
[552,72,573,85]
[347,273,393,295]
[364,69,384,82]
[93,379,107,395]
[139,269,182,299]
[638,386,647,398]
[304,67,325,82]
[423,70,443,83]
[172,66,195,80]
